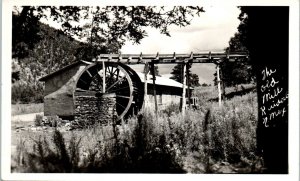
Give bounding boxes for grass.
[11,85,261,173]
[12,103,43,116]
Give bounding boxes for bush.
[34,114,43,126]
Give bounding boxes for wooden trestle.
[92,52,248,117]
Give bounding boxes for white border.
[1,0,299,181]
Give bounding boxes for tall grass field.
[11,86,261,173]
[12,103,43,116]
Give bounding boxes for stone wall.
[74,93,117,128]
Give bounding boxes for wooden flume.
[93,52,248,65]
[90,52,248,118]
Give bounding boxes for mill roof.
[39,60,91,81]
[136,72,193,89]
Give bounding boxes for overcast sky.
[122,6,241,84]
[121,5,240,53]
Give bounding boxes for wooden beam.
[186,52,193,108]
[216,64,222,107]
[150,62,158,118]
[92,52,248,65]
[102,60,106,93]
[143,63,149,109]
[186,62,191,108]
[182,62,186,116]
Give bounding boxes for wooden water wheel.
[75,62,144,120]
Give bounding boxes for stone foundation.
[74,93,117,127]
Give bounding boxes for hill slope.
[12,22,82,104]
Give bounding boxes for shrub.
[34,114,43,127]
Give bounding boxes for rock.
[211,164,220,172]
[217,165,236,173]
[30,127,37,131]
[221,161,230,166]
[36,126,42,131]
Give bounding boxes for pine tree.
[170,63,199,87]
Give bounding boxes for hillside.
[12,22,82,104]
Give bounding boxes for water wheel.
[75,62,144,120]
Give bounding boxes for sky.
[121,5,241,84]
[38,5,241,84]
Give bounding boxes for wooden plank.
[216,64,222,107]
[102,60,106,93]
[150,62,158,118]
[143,63,149,109]
[186,62,191,108]
[92,52,248,64]
[92,57,246,64]
[97,52,248,59]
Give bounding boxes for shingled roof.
[39,60,91,81]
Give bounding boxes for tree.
[12,6,205,60]
[149,65,160,76]
[190,73,200,87]
[170,63,200,87]
[234,7,289,173]
[214,32,253,87]
[12,6,205,104]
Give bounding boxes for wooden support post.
[182,62,186,116]
[186,62,191,108]
[143,63,149,109]
[216,64,222,107]
[150,62,158,118]
[102,60,106,93]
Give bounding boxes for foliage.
[11,60,44,104]
[214,7,255,87]
[12,6,204,103]
[12,6,204,60]
[34,114,44,127]
[12,91,261,173]
[213,60,252,87]
[149,65,160,76]
[170,63,200,87]
[12,23,80,104]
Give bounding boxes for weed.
[12,90,260,173]
[11,103,43,116]
[34,114,43,126]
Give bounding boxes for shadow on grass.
[12,114,186,173]
[208,86,256,102]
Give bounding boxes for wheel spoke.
[116,69,120,79]
[86,70,93,77]
[112,68,118,76]
[79,78,88,85]
[116,102,126,109]
[116,95,131,99]
[99,70,106,93]
[110,86,129,92]
[106,76,126,92]
[77,63,135,121]
[106,66,114,88]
